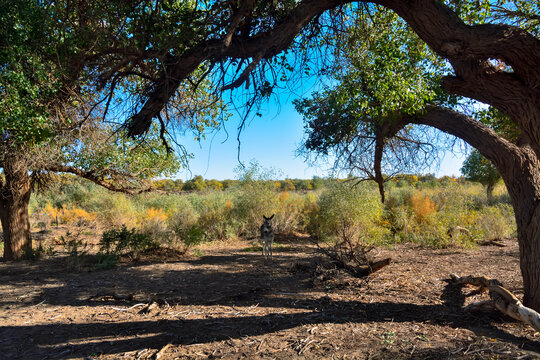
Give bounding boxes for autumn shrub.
[271,191,310,234]
[384,182,515,248]
[43,203,62,225]
[166,195,205,251]
[59,206,98,226]
[92,193,139,228]
[300,191,320,233]
[169,194,199,228]
[385,185,475,247]
[383,203,412,239]
[231,180,279,237]
[401,223,450,248]
[137,207,172,244]
[137,193,186,214]
[409,192,437,224]
[29,174,517,252]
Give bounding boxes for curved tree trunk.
[500,149,540,311]
[0,154,32,261]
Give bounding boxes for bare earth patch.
[1,235,539,359]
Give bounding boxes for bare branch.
[222,52,264,91]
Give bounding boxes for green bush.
[196,191,241,241]
[310,182,388,245]
[231,181,279,237]
[173,224,204,252]
[137,193,186,214]
[272,191,311,235]
[99,225,157,258]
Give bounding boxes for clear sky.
[174,95,467,181]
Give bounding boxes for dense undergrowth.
[25,174,516,261]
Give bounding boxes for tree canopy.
[294,6,455,201]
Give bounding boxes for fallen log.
[449,274,540,331]
[476,238,506,247]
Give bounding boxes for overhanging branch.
[411,105,520,170]
[43,164,155,195]
[127,0,354,137]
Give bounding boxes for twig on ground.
[108,303,147,311]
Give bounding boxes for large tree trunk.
[517,210,540,311]
[0,154,32,261]
[500,148,540,311]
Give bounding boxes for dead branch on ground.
[449,274,540,331]
[309,237,391,278]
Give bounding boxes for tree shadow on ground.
[0,246,538,359]
[2,299,539,359]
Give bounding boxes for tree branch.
[376,0,540,153]
[377,0,540,77]
[221,52,263,91]
[42,164,155,195]
[127,0,353,136]
[412,105,519,165]
[222,0,257,48]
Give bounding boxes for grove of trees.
[1,0,539,311]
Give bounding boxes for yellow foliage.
[409,192,436,223]
[43,203,61,220]
[277,191,290,202]
[60,206,97,225]
[145,208,168,222]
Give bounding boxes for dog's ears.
[263,214,275,220]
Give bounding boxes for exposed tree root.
[449,274,540,332]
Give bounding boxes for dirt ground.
[1,232,539,360]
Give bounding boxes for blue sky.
[175,96,467,181]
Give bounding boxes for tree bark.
[501,148,540,311]
[380,1,539,308]
[373,131,386,204]
[0,154,32,261]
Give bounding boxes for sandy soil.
[1,233,539,359]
